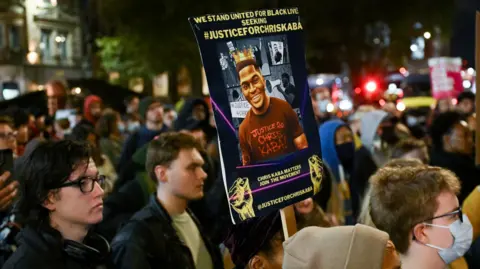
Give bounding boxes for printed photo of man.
[234,49,308,165]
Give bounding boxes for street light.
[423,32,431,39]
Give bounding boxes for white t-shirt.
[172,212,214,269]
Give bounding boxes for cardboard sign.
[189,8,323,223]
[428,57,463,99]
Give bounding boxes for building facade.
[0,0,89,99]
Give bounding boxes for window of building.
[55,31,68,62]
[9,25,20,50]
[0,24,5,48]
[40,29,52,60]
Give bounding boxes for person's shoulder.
[112,216,156,246]
[3,247,57,269]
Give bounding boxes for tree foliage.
[96,0,455,88]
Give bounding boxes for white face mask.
[424,214,473,265]
[406,116,418,126]
[317,100,330,113]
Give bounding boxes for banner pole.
[280,205,297,240]
[476,11,480,165]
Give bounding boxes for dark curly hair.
[429,111,464,150]
[16,140,91,227]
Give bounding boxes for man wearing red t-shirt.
[236,60,308,165]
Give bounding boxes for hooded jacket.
[283,225,389,269]
[320,120,377,223]
[360,110,389,166]
[82,95,102,127]
[320,120,354,225]
[174,98,216,141]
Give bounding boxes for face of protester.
[45,158,104,227]
[413,190,460,266]
[240,65,268,115]
[163,110,177,128]
[438,99,454,113]
[89,101,102,119]
[128,97,140,114]
[146,102,164,124]
[16,124,29,144]
[443,121,473,155]
[156,148,207,201]
[0,124,16,152]
[457,99,474,115]
[192,104,207,122]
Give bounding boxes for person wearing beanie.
[224,211,284,269]
[282,225,401,269]
[78,95,103,128]
[116,96,167,173]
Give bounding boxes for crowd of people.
[0,85,477,269]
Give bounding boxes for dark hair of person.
[16,140,91,227]
[146,132,202,182]
[6,107,29,128]
[70,124,104,166]
[391,138,426,159]
[0,116,14,128]
[281,73,290,80]
[124,95,138,106]
[457,91,475,103]
[429,111,464,150]
[96,111,119,138]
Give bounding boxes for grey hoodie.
[360,110,388,153]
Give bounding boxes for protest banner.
[189,8,323,224]
[428,57,463,100]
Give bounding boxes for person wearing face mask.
[78,95,103,129]
[369,165,473,269]
[320,120,377,224]
[361,110,402,167]
[310,87,334,126]
[430,111,477,204]
[174,98,216,144]
[283,224,402,269]
[163,105,177,130]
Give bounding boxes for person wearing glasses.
[3,140,111,269]
[368,165,473,269]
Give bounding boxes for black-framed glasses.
[53,175,105,194]
[422,207,463,224]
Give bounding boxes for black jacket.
[111,195,223,269]
[3,226,111,269]
[430,150,479,204]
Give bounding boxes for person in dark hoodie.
[78,95,103,128]
[430,111,477,204]
[3,140,111,269]
[116,96,167,174]
[174,98,216,143]
[320,119,377,224]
